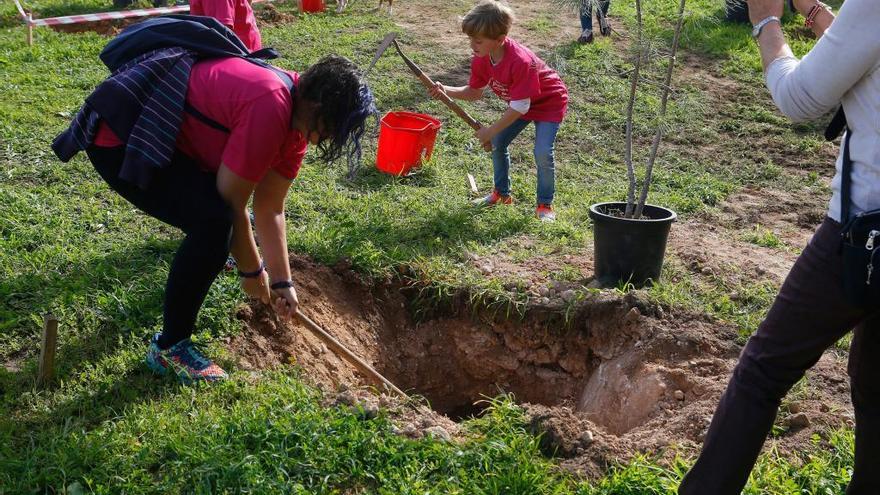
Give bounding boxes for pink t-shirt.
[469,37,568,123]
[190,0,262,52]
[95,57,306,183]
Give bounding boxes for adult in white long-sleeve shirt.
[679,0,880,493]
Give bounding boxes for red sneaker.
[473,189,513,207]
[536,204,556,222]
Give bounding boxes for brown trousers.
[679,217,880,494]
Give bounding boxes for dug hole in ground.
[229,254,852,479]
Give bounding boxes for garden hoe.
[294,309,409,400]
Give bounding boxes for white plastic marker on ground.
[467,173,478,194]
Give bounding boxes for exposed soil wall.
[230,255,854,478]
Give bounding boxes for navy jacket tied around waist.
[51,15,289,189]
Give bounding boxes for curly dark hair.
[298,55,377,169]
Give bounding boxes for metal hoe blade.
[365,32,398,76]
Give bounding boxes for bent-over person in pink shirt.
[88,55,375,383]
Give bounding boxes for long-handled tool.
[391,38,482,132]
[366,33,485,189]
[295,309,409,399]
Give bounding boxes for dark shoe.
[577,29,594,44]
[598,15,611,36]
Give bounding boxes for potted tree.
[564,0,686,287]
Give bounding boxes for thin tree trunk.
[623,0,643,218]
[634,0,687,218]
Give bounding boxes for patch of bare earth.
[229,253,852,479]
[227,0,848,479]
[49,17,140,36]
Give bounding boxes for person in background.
[577,0,611,44]
[430,0,568,222]
[62,55,374,383]
[190,0,263,51]
[678,0,880,492]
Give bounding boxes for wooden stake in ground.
[26,12,34,47]
[38,314,58,387]
[294,309,409,400]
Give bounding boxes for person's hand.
[429,81,447,99]
[475,126,494,149]
[271,284,299,320]
[747,0,784,24]
[241,270,271,304]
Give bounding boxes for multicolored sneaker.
[146,333,228,383]
[536,204,556,222]
[473,189,513,207]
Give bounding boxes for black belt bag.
[837,129,880,308]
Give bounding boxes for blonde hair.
[461,0,514,39]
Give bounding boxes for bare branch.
[624,0,643,218]
[635,0,687,218]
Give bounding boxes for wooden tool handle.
[295,309,408,399]
[393,40,482,131]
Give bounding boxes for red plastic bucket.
[299,0,325,13]
[376,111,442,176]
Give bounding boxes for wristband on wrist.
[804,2,826,27]
[270,280,294,290]
[237,260,265,278]
[752,15,781,40]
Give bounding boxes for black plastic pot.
[724,0,750,23]
[589,202,677,288]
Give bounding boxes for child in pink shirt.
[430,0,568,222]
[190,0,262,51]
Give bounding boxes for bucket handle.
[383,113,441,132]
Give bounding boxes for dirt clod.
[786,413,811,429]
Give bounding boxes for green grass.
[743,224,785,249]
[0,0,858,491]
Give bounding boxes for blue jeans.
[580,0,610,31]
[491,119,560,205]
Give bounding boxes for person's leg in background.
[846,310,880,494]
[596,0,612,36]
[578,0,595,43]
[678,218,869,494]
[476,118,530,206]
[533,120,560,222]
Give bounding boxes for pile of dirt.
[255,4,295,25]
[228,255,856,478]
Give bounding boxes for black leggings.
[87,146,233,349]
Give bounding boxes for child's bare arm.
[475,107,523,144]
[429,83,484,101]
